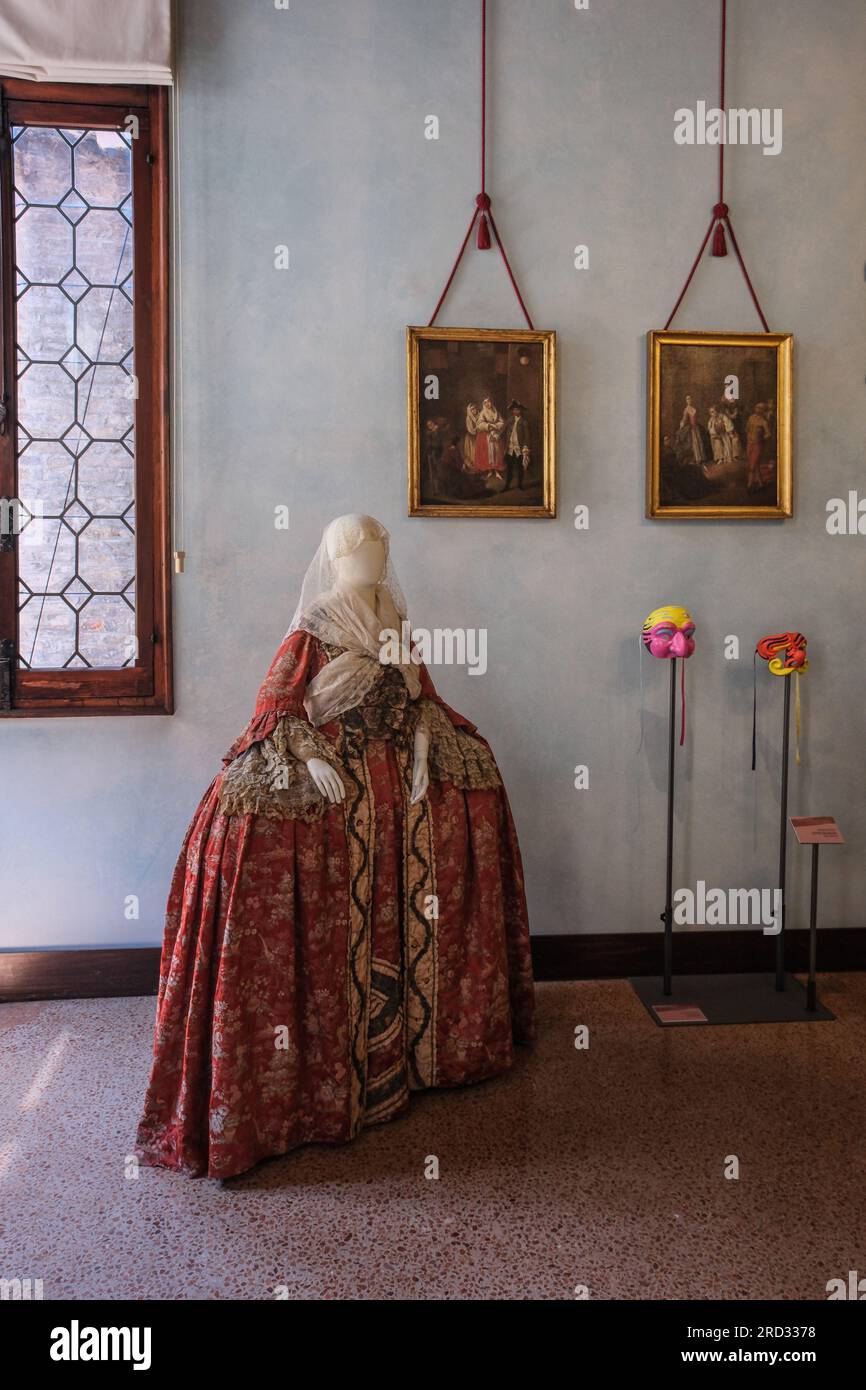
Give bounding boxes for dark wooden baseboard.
[1,929,864,1003]
[531,928,866,980]
[0,948,161,1003]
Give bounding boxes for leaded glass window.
[14,126,136,669]
[0,82,171,715]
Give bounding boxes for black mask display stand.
[629,654,834,1027]
[774,675,792,991]
[662,657,677,996]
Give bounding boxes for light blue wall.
[3,0,865,949]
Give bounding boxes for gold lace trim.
[414,699,502,790]
[218,698,501,822]
[218,715,343,822]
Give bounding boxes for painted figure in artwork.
[503,399,530,491]
[702,400,745,484]
[707,405,725,463]
[463,402,480,470]
[465,395,505,476]
[136,514,535,1179]
[678,394,709,465]
[766,399,776,457]
[746,402,771,491]
[722,403,743,461]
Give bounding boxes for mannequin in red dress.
[136,514,535,1178]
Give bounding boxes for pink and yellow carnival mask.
[641,605,696,660]
[641,605,695,745]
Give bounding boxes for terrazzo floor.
[1,975,864,1301]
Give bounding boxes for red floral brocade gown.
[136,629,535,1178]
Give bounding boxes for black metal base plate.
[628,972,835,1027]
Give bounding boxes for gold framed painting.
[407,326,556,517]
[647,330,793,519]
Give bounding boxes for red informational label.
[651,1003,708,1024]
[790,816,845,845]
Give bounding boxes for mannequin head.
[325,513,387,592]
[642,604,696,660]
[333,538,386,590]
[287,513,410,641]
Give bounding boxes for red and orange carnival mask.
[755,632,809,676]
[753,632,809,768]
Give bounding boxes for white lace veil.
[286,514,408,640]
[286,514,421,726]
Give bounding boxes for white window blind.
[0,0,172,85]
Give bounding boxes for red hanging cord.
[477,0,491,248]
[724,215,771,332]
[664,0,769,332]
[486,210,535,328]
[712,0,728,256]
[428,0,534,329]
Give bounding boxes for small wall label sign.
[790,816,844,845]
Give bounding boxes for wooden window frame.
[0,79,172,716]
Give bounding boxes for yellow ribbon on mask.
[755,633,809,768]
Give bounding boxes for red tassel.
[477,213,491,249]
[711,204,728,257]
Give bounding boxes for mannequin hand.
[307,757,346,804]
[410,751,429,805]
